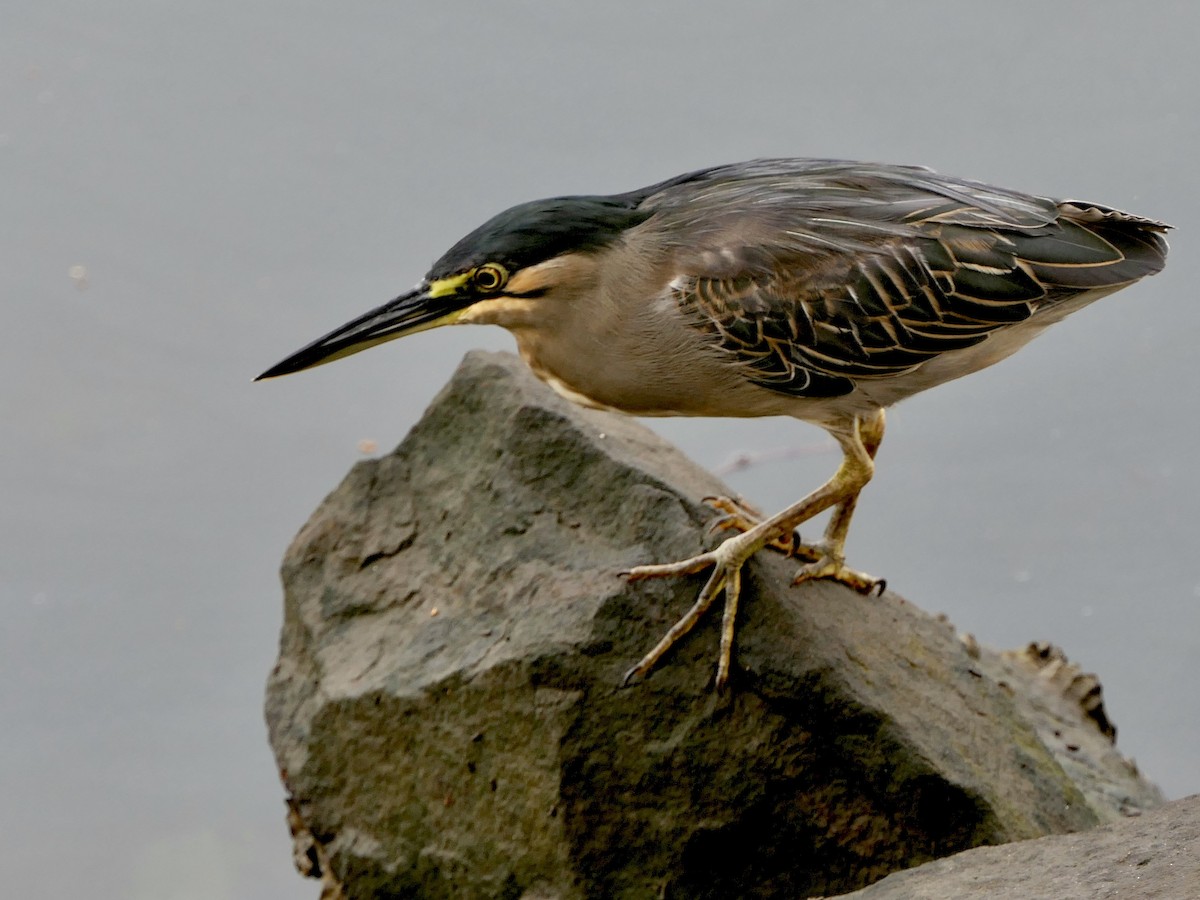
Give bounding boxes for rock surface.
[826,794,1199,900]
[266,351,1162,899]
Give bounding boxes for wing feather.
[649,161,1168,399]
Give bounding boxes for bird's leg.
[703,409,887,568]
[622,412,879,688]
[792,408,886,594]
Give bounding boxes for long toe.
[623,551,718,581]
[622,557,735,687]
[622,531,763,687]
[793,555,883,595]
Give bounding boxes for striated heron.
[258,159,1170,689]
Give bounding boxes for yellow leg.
[623,409,884,689]
[792,408,886,592]
[703,410,886,571]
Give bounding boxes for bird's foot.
[792,546,885,596]
[703,496,818,561]
[621,534,756,691]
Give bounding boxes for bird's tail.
[1015,202,1170,293]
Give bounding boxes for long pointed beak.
[256,283,457,380]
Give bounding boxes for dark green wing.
[646,161,1169,399]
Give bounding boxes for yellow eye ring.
[473,264,508,292]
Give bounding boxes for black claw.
[704,514,735,538]
[781,530,801,556]
[873,578,887,596]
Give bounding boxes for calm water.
[4,3,1196,897]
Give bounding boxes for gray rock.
[265,350,1162,899]
[826,794,1199,900]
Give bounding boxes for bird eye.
[472,264,508,292]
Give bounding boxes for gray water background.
[4,2,1197,897]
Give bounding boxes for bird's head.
[255,195,652,380]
